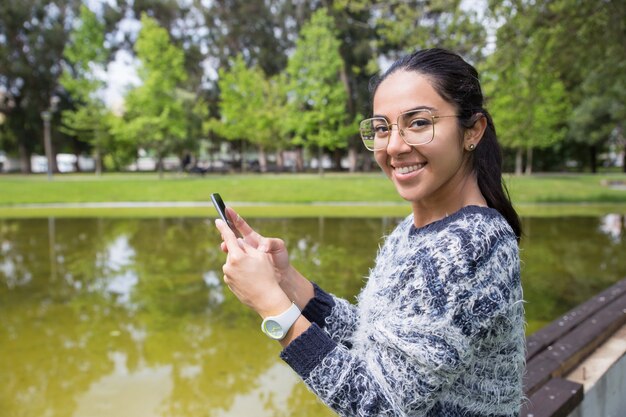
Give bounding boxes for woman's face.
[372,70,475,211]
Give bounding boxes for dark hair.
[369,48,522,240]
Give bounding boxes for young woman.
[215,48,525,416]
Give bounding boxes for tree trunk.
[258,145,267,173]
[73,151,81,173]
[276,150,284,171]
[515,148,524,176]
[332,148,343,171]
[590,145,597,173]
[157,152,164,179]
[18,142,31,174]
[95,146,102,176]
[525,147,533,175]
[50,140,59,174]
[317,146,324,176]
[241,140,247,173]
[295,147,304,172]
[363,153,373,171]
[348,146,358,173]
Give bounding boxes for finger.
[215,219,244,256]
[220,241,228,253]
[237,237,262,254]
[226,207,259,241]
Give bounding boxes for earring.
[468,143,475,151]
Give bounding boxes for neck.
[411,171,486,228]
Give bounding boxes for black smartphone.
[210,193,242,238]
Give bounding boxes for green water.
[1,215,626,417]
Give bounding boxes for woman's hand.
[220,207,291,284]
[216,218,291,318]
[218,207,315,311]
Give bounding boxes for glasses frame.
[359,108,458,151]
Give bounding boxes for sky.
[85,0,141,110]
[99,49,140,111]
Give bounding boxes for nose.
[385,124,411,155]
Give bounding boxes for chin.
[393,184,422,203]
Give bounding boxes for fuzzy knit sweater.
[280,206,525,417]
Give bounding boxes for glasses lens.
[398,110,434,145]
[359,118,388,151]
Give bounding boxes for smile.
[395,163,426,174]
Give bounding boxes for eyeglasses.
[359,108,458,151]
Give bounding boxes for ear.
[464,113,487,151]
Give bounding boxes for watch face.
[263,320,284,339]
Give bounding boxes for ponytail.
[472,111,522,240]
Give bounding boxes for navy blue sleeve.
[280,323,337,379]
[301,282,335,329]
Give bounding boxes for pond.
[1,214,626,417]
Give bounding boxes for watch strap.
[261,302,301,340]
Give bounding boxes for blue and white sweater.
[280,206,525,417]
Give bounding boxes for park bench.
[521,277,626,416]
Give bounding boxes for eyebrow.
[373,106,437,119]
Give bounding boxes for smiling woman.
[369,70,487,226]
[213,48,525,417]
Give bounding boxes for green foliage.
[285,8,352,151]
[568,54,626,145]
[0,0,80,164]
[209,55,286,151]
[488,0,626,171]
[485,57,570,151]
[60,5,106,101]
[60,5,112,174]
[2,0,624,174]
[120,14,188,172]
[336,0,486,63]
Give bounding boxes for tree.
[0,0,80,173]
[335,0,486,63]
[208,55,287,173]
[60,5,111,175]
[285,8,353,174]
[120,14,188,178]
[488,0,626,173]
[484,53,570,174]
[198,0,292,78]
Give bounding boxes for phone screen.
[210,193,242,238]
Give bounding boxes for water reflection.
[73,352,173,417]
[599,213,625,242]
[1,215,626,417]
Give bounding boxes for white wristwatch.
[261,302,301,340]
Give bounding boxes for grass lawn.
[1,171,625,217]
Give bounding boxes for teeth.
[396,163,425,174]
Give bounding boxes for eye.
[407,117,432,130]
[373,122,389,135]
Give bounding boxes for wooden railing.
[521,277,626,417]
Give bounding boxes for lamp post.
[40,96,59,180]
[40,110,52,180]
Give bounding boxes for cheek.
[374,151,389,172]
[433,128,465,157]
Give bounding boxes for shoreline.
[0,201,625,219]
